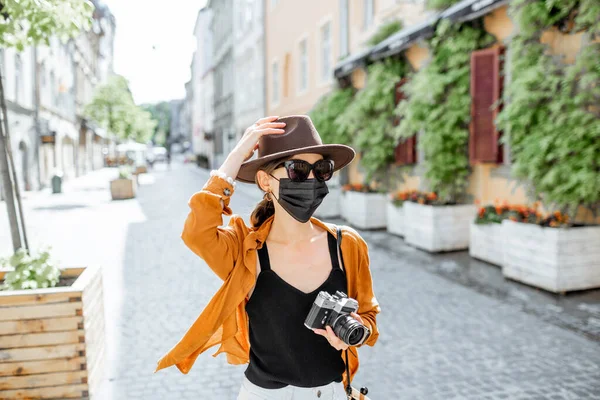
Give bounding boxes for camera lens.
[332,315,366,346]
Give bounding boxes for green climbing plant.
[425,0,463,11]
[338,58,409,186]
[496,0,600,219]
[309,87,354,145]
[367,20,403,46]
[394,20,495,203]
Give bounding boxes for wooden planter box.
[133,165,148,175]
[0,266,105,399]
[386,202,405,237]
[469,222,504,266]
[314,186,341,219]
[404,202,477,252]
[502,220,600,293]
[110,178,136,200]
[340,191,387,230]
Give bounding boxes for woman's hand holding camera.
[312,312,365,351]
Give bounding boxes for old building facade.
[233,0,266,142]
[191,8,215,166]
[208,0,236,168]
[1,0,116,197]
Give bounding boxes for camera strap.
[336,226,352,398]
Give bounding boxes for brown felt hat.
[236,115,355,184]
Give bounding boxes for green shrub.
[496,0,600,219]
[394,20,495,203]
[310,86,355,146]
[338,58,409,185]
[367,20,403,46]
[1,249,62,291]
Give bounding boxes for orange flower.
[509,216,517,221]
[554,211,562,219]
[418,198,425,204]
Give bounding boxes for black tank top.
[244,231,347,389]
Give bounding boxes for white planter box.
[469,222,504,266]
[386,202,405,237]
[314,186,341,219]
[404,202,476,252]
[340,191,387,229]
[502,220,600,293]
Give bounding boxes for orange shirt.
[154,175,381,385]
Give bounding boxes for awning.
[369,15,439,61]
[440,0,509,23]
[333,48,371,78]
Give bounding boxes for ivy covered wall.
[496,0,600,220]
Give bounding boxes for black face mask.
[271,177,329,223]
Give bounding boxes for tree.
[84,75,157,144]
[142,102,172,147]
[0,0,94,253]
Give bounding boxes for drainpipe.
[32,46,42,190]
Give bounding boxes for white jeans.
[237,376,347,400]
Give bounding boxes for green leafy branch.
[394,20,495,203]
[497,0,600,218]
[338,58,409,186]
[1,248,62,291]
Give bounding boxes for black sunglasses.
[275,159,335,182]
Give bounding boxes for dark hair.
[250,158,286,227]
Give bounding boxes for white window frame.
[14,54,22,103]
[297,35,309,95]
[339,0,349,58]
[271,58,280,107]
[317,18,333,86]
[363,0,374,30]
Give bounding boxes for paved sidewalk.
[1,162,599,399]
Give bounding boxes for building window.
[299,39,308,92]
[339,0,349,58]
[283,53,291,98]
[272,61,279,105]
[50,71,56,107]
[363,0,374,30]
[320,22,332,82]
[14,55,22,103]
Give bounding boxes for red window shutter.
[393,78,417,165]
[469,46,504,164]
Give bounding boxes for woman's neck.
[268,210,318,245]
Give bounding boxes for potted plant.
[502,210,600,293]
[391,21,494,253]
[110,166,136,200]
[0,249,105,399]
[470,201,541,266]
[402,191,476,253]
[386,190,416,237]
[492,0,600,293]
[340,183,387,229]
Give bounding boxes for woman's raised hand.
[219,116,286,179]
[237,116,287,162]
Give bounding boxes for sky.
[102,0,207,105]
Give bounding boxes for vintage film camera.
[304,291,370,346]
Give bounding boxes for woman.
[154,115,380,400]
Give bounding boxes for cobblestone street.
[2,162,600,399]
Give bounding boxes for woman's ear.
[256,170,271,193]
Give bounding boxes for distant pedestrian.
[155,115,379,399]
[166,151,171,170]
